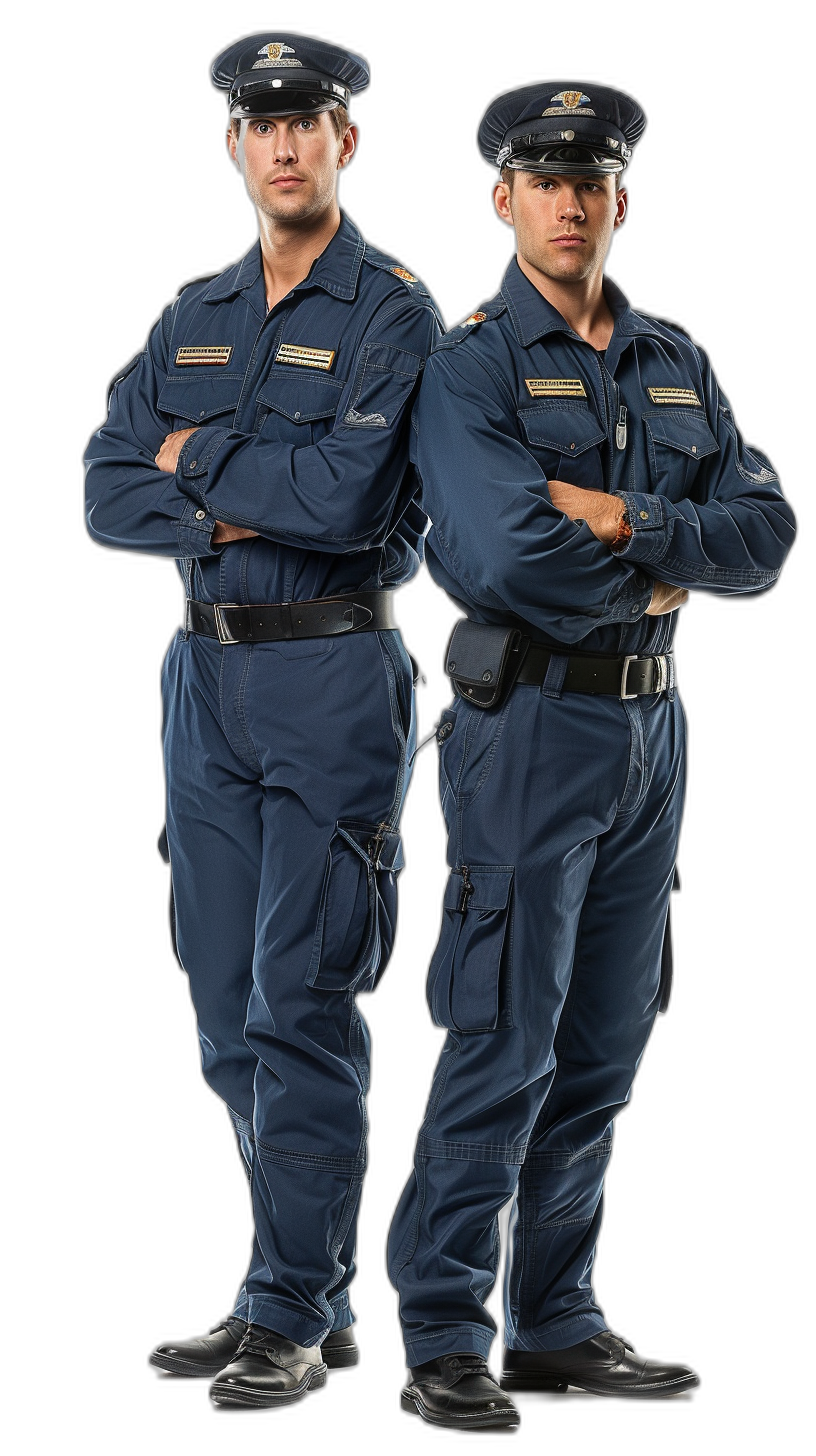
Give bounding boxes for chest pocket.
[255,372,343,445]
[157,375,241,431]
[518,402,606,491]
[644,408,719,502]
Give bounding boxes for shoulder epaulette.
[436,298,506,349]
[644,313,693,341]
[176,271,221,299]
[362,244,431,297]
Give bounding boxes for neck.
[516,252,614,350]
[258,200,342,311]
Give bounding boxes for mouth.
[270,176,306,189]
[551,235,586,247]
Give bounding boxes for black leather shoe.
[149,1316,247,1376]
[321,1327,359,1368]
[210,1325,327,1408]
[402,1354,520,1429]
[501,1332,699,1397]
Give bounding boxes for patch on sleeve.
[175,345,234,367]
[647,386,701,407]
[275,343,336,371]
[525,378,587,398]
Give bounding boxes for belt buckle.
[653,654,669,694]
[620,654,639,699]
[213,602,239,645]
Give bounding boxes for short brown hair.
[230,105,350,142]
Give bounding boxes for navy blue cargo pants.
[387,678,685,1365]
[162,623,414,1346]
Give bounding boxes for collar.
[202,212,365,305]
[500,257,667,348]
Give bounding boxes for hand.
[211,521,259,544]
[547,480,625,545]
[155,427,199,473]
[645,580,689,616]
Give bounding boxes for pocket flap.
[645,408,719,459]
[256,373,344,422]
[442,865,514,913]
[157,375,241,422]
[335,820,404,874]
[518,403,606,455]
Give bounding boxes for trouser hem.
[505,1311,608,1353]
[404,1325,495,1368]
[246,1297,329,1348]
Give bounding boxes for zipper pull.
[616,405,628,451]
[457,865,475,914]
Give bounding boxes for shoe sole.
[210,1365,327,1408]
[150,1339,359,1374]
[500,1370,700,1398]
[401,1388,519,1429]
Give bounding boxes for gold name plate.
[525,378,587,398]
[175,346,233,366]
[647,387,701,406]
[276,343,336,371]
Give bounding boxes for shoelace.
[237,1325,285,1358]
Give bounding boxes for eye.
[298,118,315,131]
[256,122,272,135]
[537,180,556,191]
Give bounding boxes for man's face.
[227,111,356,223]
[493,171,626,282]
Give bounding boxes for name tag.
[275,343,336,371]
[525,378,587,398]
[175,346,233,366]
[647,386,701,406]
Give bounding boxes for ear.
[613,185,627,229]
[494,179,514,226]
[227,123,240,168]
[338,122,358,169]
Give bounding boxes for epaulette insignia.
[464,311,488,325]
[390,266,417,283]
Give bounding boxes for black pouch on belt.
[445,620,529,709]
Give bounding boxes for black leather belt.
[186,591,396,645]
[517,643,673,697]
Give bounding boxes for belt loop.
[541,652,569,700]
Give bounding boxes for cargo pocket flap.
[430,865,514,1033]
[255,374,344,422]
[518,403,605,455]
[644,409,719,459]
[157,375,242,422]
[335,820,404,874]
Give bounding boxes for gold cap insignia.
[252,41,302,70]
[550,90,591,108]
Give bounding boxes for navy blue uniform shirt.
[85,214,443,605]
[416,259,795,654]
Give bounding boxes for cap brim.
[229,69,349,116]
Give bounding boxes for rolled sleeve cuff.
[176,496,220,556]
[612,492,669,565]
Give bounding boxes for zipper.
[616,406,628,450]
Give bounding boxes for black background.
[71,19,804,1432]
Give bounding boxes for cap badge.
[253,42,303,70]
[542,89,595,117]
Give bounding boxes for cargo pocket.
[157,825,183,971]
[307,821,404,994]
[658,865,681,1013]
[427,865,514,1032]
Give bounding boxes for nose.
[274,128,298,164]
[558,188,585,221]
